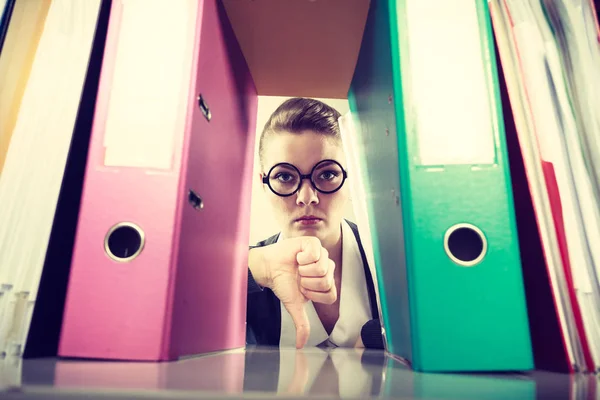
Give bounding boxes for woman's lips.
[295,216,322,226]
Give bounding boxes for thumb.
[283,300,310,349]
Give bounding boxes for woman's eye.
[319,171,338,180]
[275,173,294,182]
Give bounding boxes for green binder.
[347,0,534,371]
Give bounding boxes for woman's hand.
[249,237,337,349]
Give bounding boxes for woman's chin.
[294,225,320,234]
[289,222,323,237]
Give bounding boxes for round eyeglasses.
[262,159,348,197]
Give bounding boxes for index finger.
[298,258,333,278]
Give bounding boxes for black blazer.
[246,219,383,348]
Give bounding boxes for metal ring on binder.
[443,223,487,267]
[198,94,211,121]
[188,189,204,210]
[104,222,145,263]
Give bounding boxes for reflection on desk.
[243,347,385,397]
[0,346,597,399]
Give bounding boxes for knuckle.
[318,279,330,291]
[317,264,327,276]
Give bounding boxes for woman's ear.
[258,173,266,191]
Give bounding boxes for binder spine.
[387,0,420,366]
[167,0,258,357]
[348,0,414,364]
[350,0,534,372]
[162,0,204,360]
[59,0,195,361]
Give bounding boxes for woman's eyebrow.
[314,160,337,168]
[272,163,297,172]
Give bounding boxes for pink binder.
[58,0,257,361]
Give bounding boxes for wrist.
[249,247,271,288]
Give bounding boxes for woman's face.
[261,130,349,244]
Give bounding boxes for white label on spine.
[405,0,497,166]
[103,0,195,169]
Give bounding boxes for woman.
[246,97,383,349]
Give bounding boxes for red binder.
[490,0,595,373]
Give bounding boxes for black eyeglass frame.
[262,159,348,197]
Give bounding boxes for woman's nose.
[296,180,319,206]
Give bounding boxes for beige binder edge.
[0,0,51,173]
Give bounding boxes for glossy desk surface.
[0,346,595,399]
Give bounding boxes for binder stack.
[489,0,600,373]
[0,0,598,380]
[340,0,600,374]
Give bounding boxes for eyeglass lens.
[268,161,345,196]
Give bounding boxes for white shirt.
[278,220,373,348]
